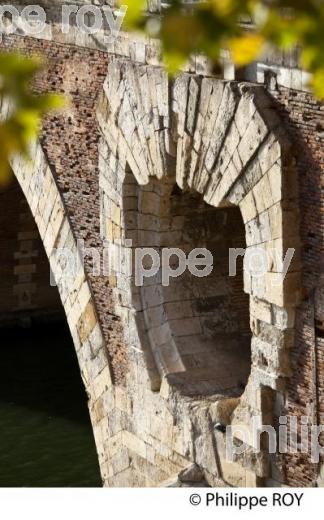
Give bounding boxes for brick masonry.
[273,88,324,486]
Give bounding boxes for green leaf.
[0,52,65,185]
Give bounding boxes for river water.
[0,323,101,487]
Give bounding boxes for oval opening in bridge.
[122,171,252,398]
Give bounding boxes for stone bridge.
[0,3,323,487]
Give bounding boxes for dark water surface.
[0,323,101,487]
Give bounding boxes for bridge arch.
[3,137,113,411]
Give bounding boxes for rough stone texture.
[0,20,322,487]
[95,57,301,486]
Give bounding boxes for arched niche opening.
[122,169,252,398]
[0,177,101,486]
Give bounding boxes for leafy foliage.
[0,53,63,186]
[121,0,324,98]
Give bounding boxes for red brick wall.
[273,88,324,486]
[1,35,128,383]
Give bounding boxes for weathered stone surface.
[178,463,204,483]
[1,21,314,490]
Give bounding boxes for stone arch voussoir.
[7,137,113,412]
